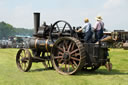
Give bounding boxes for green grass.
[0,48,128,85]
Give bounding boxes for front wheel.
[16,48,32,72]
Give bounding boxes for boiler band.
[29,38,53,52]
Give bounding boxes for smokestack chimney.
[34,12,40,34]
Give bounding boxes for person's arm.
[85,24,91,32]
[76,28,83,32]
[102,22,104,29]
[94,22,98,30]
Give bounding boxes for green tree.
[0,21,33,39]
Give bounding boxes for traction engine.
[16,13,112,75]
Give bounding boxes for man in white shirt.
[77,18,92,43]
[94,16,104,42]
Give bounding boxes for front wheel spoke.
[19,58,22,61]
[20,62,23,68]
[26,62,28,67]
[22,62,25,70]
[71,57,80,61]
[24,63,26,70]
[20,55,23,58]
[22,63,25,70]
[20,52,23,57]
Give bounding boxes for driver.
[77,18,92,43]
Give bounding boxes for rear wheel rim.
[52,37,86,75]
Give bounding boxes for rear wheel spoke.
[57,47,64,52]
[73,53,80,56]
[67,42,72,51]
[71,43,75,51]
[62,45,66,52]
[70,61,75,69]
[73,60,78,67]
[58,52,63,55]
[64,40,68,51]
[67,64,70,72]
[71,57,80,61]
[58,58,63,63]
[65,63,67,71]
[54,56,63,59]
[70,49,79,55]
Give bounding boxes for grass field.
[0,48,128,85]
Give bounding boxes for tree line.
[0,21,34,39]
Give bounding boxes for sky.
[0,0,128,31]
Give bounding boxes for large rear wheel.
[51,37,86,75]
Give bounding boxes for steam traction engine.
[16,13,112,75]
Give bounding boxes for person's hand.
[76,28,82,32]
[94,29,97,32]
[75,29,79,32]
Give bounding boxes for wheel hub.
[63,52,70,60]
[21,58,28,63]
